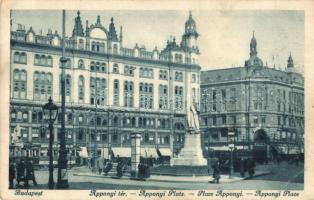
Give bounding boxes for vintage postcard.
[1,0,314,200]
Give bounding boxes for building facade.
[200,34,304,162]
[10,11,201,164]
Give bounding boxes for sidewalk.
[73,170,270,184]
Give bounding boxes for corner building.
[10,11,201,164]
[200,34,304,162]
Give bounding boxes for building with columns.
[200,34,304,162]
[10,11,201,164]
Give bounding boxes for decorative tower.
[245,32,263,67]
[72,11,84,37]
[108,17,119,54]
[287,53,294,68]
[250,32,257,57]
[85,20,90,37]
[181,11,199,51]
[108,17,118,41]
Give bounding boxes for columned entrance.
[253,129,269,163]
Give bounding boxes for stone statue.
[187,105,200,132]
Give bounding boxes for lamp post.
[42,97,58,189]
[57,10,69,189]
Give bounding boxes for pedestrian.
[16,159,25,187]
[294,155,300,166]
[209,160,220,184]
[239,158,245,177]
[25,159,37,188]
[248,158,256,178]
[103,161,113,176]
[97,158,103,175]
[144,162,150,179]
[137,162,144,180]
[9,160,16,189]
[116,161,123,178]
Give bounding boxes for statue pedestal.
[171,133,208,166]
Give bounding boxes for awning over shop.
[79,147,89,158]
[158,148,172,156]
[112,147,131,158]
[209,146,229,151]
[278,146,300,154]
[209,146,249,151]
[140,148,158,158]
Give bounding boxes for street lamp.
[42,96,58,189]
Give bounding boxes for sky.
[11,10,304,72]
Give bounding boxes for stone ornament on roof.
[245,32,263,67]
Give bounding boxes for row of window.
[12,70,187,110]
[14,52,198,82]
[11,110,182,130]
[34,54,53,67]
[12,127,173,145]
[202,115,236,126]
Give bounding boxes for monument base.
[171,133,208,166]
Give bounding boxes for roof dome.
[184,11,198,36]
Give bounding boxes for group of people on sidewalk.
[92,156,151,180]
[209,157,256,184]
[9,158,37,189]
[137,161,151,180]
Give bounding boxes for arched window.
[65,75,71,99]
[40,55,46,65]
[175,86,183,110]
[99,78,107,105]
[68,113,73,125]
[34,54,40,65]
[47,56,53,66]
[101,63,107,72]
[78,76,84,102]
[13,52,20,63]
[33,71,40,99]
[95,62,100,71]
[78,59,84,69]
[124,81,134,107]
[20,52,27,64]
[33,71,52,101]
[78,39,84,49]
[90,61,95,71]
[13,69,27,99]
[113,79,119,106]
[90,77,106,106]
[139,82,153,109]
[113,116,119,126]
[46,73,52,97]
[91,41,96,51]
[159,85,168,109]
[113,63,119,74]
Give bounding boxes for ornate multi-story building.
[10,11,201,164]
[200,34,304,162]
